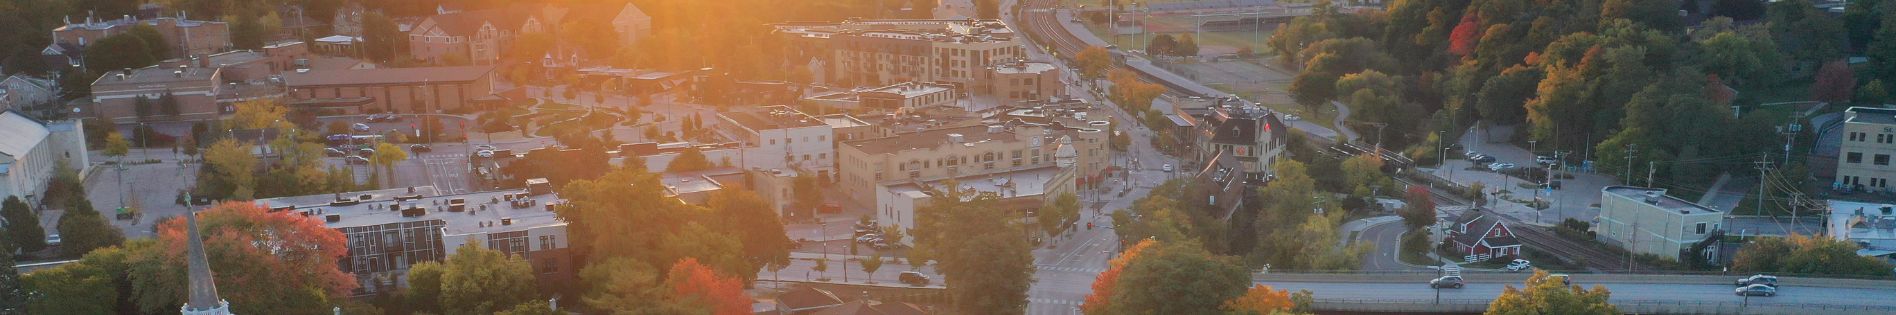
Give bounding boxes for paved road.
[1256,280,1896,312]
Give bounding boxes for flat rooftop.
[92,65,218,89]
[773,19,1016,43]
[1604,186,1721,214]
[254,186,566,236]
[990,61,1056,74]
[660,167,745,196]
[885,166,1065,200]
[1827,200,1896,242]
[283,65,494,86]
[866,82,954,98]
[1846,107,1896,125]
[818,114,871,129]
[720,105,826,131]
[845,124,1015,155]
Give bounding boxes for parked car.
[1535,155,1558,165]
[351,123,371,132]
[381,114,403,122]
[855,234,881,244]
[1735,274,1779,287]
[325,148,348,157]
[899,271,932,286]
[476,150,495,158]
[1162,164,1174,172]
[45,234,61,247]
[1472,155,1497,164]
[1504,259,1532,272]
[474,144,499,151]
[1488,162,1517,172]
[1735,284,1778,297]
[345,156,370,165]
[1465,151,1481,159]
[1429,276,1464,289]
[409,144,432,153]
[357,148,376,158]
[1543,274,1572,286]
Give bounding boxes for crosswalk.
[1027,298,1083,315]
[1035,265,1106,274]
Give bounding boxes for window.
[1877,154,1890,166]
[819,153,827,159]
[770,139,776,145]
[1695,223,1707,235]
[1850,152,1864,163]
[803,154,811,161]
[820,135,827,141]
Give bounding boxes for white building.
[0,111,89,204]
[874,137,1079,245]
[1598,186,1726,261]
[1827,200,1896,264]
[715,105,837,179]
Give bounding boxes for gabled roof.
[778,287,845,311]
[1451,210,1516,247]
[421,8,535,37]
[0,111,50,159]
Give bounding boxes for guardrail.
[1307,297,1896,314]
[1253,272,1896,290]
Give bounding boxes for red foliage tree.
[666,258,752,315]
[1081,239,1158,314]
[1223,284,1296,314]
[1705,74,1737,106]
[151,201,356,313]
[1812,60,1856,104]
[1447,14,1482,57]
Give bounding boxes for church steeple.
[181,198,232,315]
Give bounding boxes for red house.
[1449,210,1521,261]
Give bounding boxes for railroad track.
[1395,176,1654,273]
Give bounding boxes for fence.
[1307,298,1896,314]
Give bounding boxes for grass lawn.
[1080,19,1269,55]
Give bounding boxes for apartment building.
[51,13,231,60]
[860,82,960,112]
[283,65,497,114]
[255,186,573,295]
[774,19,1024,88]
[715,106,838,179]
[1598,186,1725,261]
[1176,97,1287,181]
[979,60,1063,105]
[838,119,1108,210]
[1837,107,1896,193]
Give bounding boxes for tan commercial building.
[837,120,1108,209]
[283,66,497,114]
[774,19,1024,88]
[859,82,960,112]
[1836,107,1896,193]
[1598,186,1725,262]
[88,64,224,124]
[52,13,231,58]
[979,60,1063,106]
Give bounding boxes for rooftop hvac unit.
[324,214,341,223]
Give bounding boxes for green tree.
[103,131,130,159]
[20,253,117,315]
[125,25,169,60]
[361,12,401,62]
[706,189,792,279]
[911,181,1035,314]
[1076,46,1113,80]
[1766,0,1847,65]
[2,196,46,253]
[860,253,884,283]
[0,238,22,314]
[199,139,258,200]
[1175,33,1200,57]
[1148,34,1178,56]
[1102,243,1251,315]
[1038,192,1081,238]
[1474,66,1542,124]
[55,198,123,258]
[665,148,715,172]
[441,243,540,315]
[792,174,822,215]
[1486,270,1618,315]
[82,33,156,77]
[1732,234,1896,277]
[579,258,679,314]
[1340,154,1390,199]
[496,300,558,315]
[369,142,409,187]
[405,261,445,314]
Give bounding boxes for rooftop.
[989,61,1057,74]
[773,19,1015,43]
[283,65,494,86]
[845,124,1018,155]
[0,111,50,159]
[819,114,871,129]
[1604,186,1722,214]
[660,167,745,196]
[91,64,219,89]
[1827,200,1896,243]
[720,105,826,131]
[864,82,954,98]
[885,166,1066,200]
[1846,106,1896,125]
[254,186,566,236]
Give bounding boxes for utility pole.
[1647,161,1656,188]
[1623,144,1637,184]
[1628,220,1637,273]
[1754,154,1772,216]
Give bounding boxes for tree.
[132,202,355,314]
[1076,47,1113,80]
[229,99,289,130]
[580,258,678,314]
[665,258,752,315]
[1175,34,1200,57]
[55,198,123,258]
[361,12,401,62]
[83,33,157,77]
[1340,154,1390,199]
[1732,234,1896,277]
[1864,80,1893,105]
[103,131,130,159]
[666,147,715,172]
[1101,242,1250,314]
[1401,186,1437,231]
[496,300,558,315]
[199,139,258,200]
[860,253,884,283]
[1082,239,1157,314]
[706,189,792,278]
[910,181,1035,314]
[1474,65,1542,124]
[1447,13,1481,57]
[1812,60,1856,104]
[125,25,169,60]
[1486,270,1618,315]
[405,261,445,314]
[2,196,46,253]
[369,142,409,187]
[1148,34,1178,56]
[792,174,822,215]
[441,243,540,315]
[20,249,117,315]
[0,231,22,314]
[1038,192,1080,238]
[1766,0,1846,65]
[1224,285,1297,315]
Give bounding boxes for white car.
[476,150,495,158]
[1488,163,1517,172]
[1504,259,1531,272]
[1162,164,1174,172]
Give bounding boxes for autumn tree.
[910,181,1036,314]
[1224,285,1297,315]
[1486,270,1618,315]
[103,131,130,159]
[1447,13,1480,57]
[1401,186,1437,231]
[228,99,289,130]
[405,261,445,314]
[55,196,124,258]
[666,258,752,315]
[1038,192,1081,238]
[1082,239,1157,314]
[1149,34,1179,56]
[369,142,409,187]
[1175,34,1201,57]
[706,189,793,278]
[1732,234,1896,278]
[131,202,355,314]
[441,243,541,315]
[1,196,45,253]
[1101,243,1250,314]
[1076,46,1113,80]
[198,139,258,200]
[1812,60,1856,104]
[666,147,715,172]
[861,253,885,283]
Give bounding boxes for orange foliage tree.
[140,201,355,314]
[1223,285,1296,314]
[666,258,753,315]
[1448,14,1481,57]
[1081,239,1158,314]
